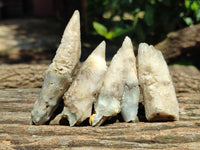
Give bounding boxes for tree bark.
[155,23,200,63]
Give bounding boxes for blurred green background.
[0,0,199,66]
[87,0,200,44]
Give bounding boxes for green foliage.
[87,0,200,44]
[93,22,108,37]
[93,21,130,40]
[184,0,200,24]
[144,4,154,26]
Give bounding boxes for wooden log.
[0,64,199,93]
[0,64,48,89]
[0,89,200,149]
[169,65,200,93]
[155,24,200,63]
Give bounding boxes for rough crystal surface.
[138,43,179,121]
[30,10,81,125]
[62,41,107,126]
[90,36,140,126]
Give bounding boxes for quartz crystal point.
[61,41,107,126]
[90,36,140,126]
[138,43,179,121]
[30,10,81,125]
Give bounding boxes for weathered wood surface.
[0,88,200,149]
[155,23,200,63]
[0,64,199,93]
[0,64,47,89]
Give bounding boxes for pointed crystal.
[30,10,81,125]
[61,41,107,126]
[90,36,140,126]
[138,43,179,121]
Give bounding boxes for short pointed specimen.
[138,43,179,121]
[90,36,140,126]
[30,10,81,125]
[61,41,107,126]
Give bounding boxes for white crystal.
[138,43,179,121]
[90,36,140,126]
[121,85,140,122]
[61,41,107,126]
[30,10,81,125]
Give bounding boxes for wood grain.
[0,89,200,149]
[155,23,200,63]
[0,64,199,93]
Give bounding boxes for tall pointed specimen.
[30,10,81,125]
[61,41,107,126]
[90,36,140,126]
[138,43,179,121]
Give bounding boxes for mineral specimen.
[30,8,179,126]
[30,10,81,125]
[61,41,107,126]
[138,43,179,121]
[90,36,140,126]
[121,84,140,122]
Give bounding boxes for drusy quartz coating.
[30,10,81,125]
[90,36,140,126]
[61,41,107,126]
[138,43,179,121]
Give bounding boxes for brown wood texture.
[155,23,200,63]
[0,89,200,149]
[0,64,199,93]
[0,64,48,89]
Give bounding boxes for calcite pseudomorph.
[61,41,107,126]
[138,43,179,121]
[30,10,81,125]
[30,10,179,126]
[90,36,140,126]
